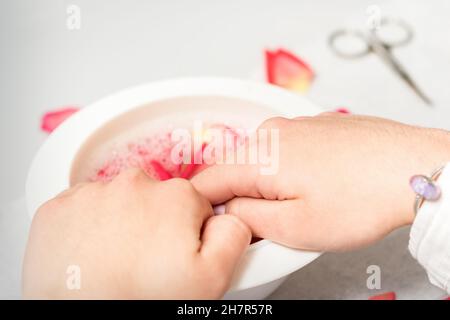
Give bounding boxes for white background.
[0,0,449,299]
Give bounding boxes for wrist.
[403,127,450,225]
[427,127,450,160]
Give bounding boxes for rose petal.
[369,291,396,300]
[266,48,314,93]
[150,160,173,181]
[335,107,351,114]
[41,107,79,133]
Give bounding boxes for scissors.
[328,18,432,105]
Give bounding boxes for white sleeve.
[409,163,450,294]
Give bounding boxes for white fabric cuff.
[409,163,450,294]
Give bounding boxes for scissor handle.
[374,18,413,48]
[329,18,413,59]
[328,29,371,59]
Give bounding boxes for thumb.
[200,215,251,279]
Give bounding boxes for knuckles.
[160,178,205,206]
[113,168,152,187]
[163,177,197,194]
[258,116,289,130]
[34,197,64,222]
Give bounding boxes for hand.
[23,169,251,299]
[192,113,450,251]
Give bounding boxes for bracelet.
[410,165,444,215]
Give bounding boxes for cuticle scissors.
[328,18,432,106]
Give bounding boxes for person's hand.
[23,169,251,299]
[192,113,450,251]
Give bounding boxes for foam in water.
[89,122,245,182]
[70,96,278,185]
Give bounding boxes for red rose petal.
[179,163,198,179]
[335,107,351,114]
[149,160,173,181]
[266,48,314,93]
[369,291,396,300]
[179,143,207,179]
[41,107,79,133]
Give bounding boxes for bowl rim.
[26,77,322,291]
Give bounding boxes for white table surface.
[1,0,449,299]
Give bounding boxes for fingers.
[159,178,215,230]
[200,214,251,281]
[224,197,311,248]
[224,197,289,238]
[191,163,261,204]
[192,116,291,204]
[192,116,289,204]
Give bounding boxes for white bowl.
[26,77,322,299]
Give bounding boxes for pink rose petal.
[335,107,351,114]
[369,291,396,300]
[41,107,79,133]
[149,160,173,181]
[265,48,315,93]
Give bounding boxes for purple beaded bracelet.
[410,165,444,215]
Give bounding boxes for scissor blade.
[399,71,433,106]
[371,39,433,106]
